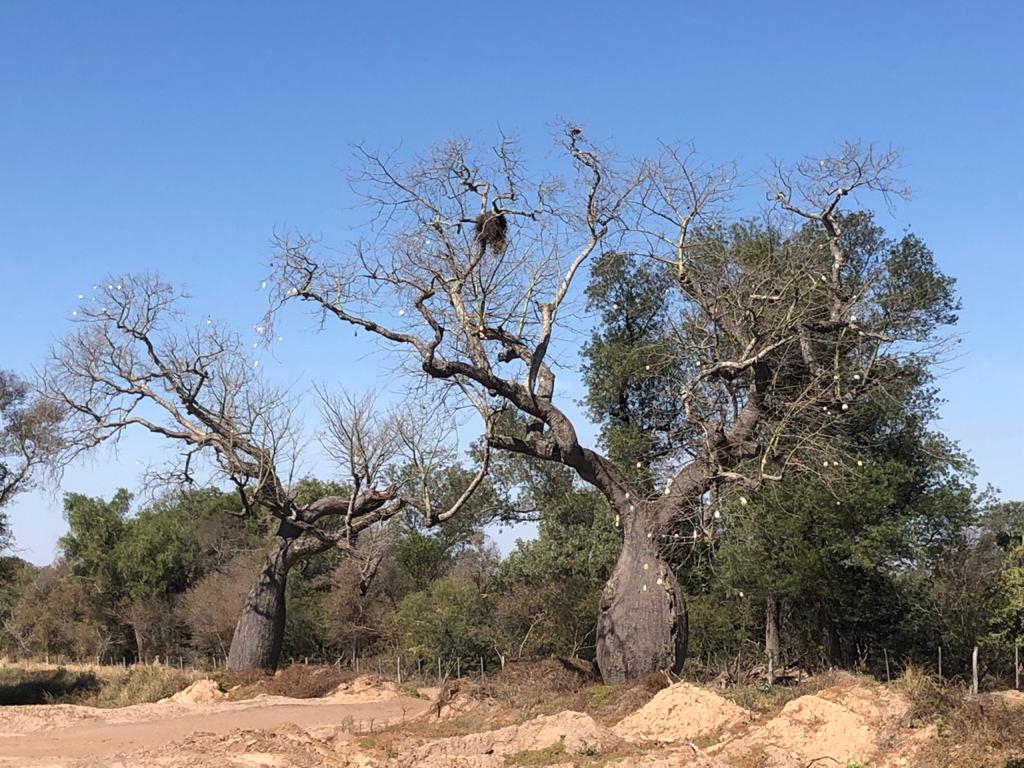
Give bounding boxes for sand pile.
[404,710,615,767]
[127,722,379,768]
[328,675,402,703]
[715,679,910,767]
[612,681,750,743]
[164,679,227,704]
[0,703,102,736]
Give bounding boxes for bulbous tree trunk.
[226,523,297,671]
[596,513,687,683]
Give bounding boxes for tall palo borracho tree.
[270,129,958,681]
[43,275,489,670]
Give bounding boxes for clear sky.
[2,1,1022,564]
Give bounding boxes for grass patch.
[89,665,194,707]
[0,666,101,705]
[504,743,566,765]
[0,663,198,707]
[723,670,838,716]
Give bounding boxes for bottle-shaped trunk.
[226,527,294,671]
[595,513,687,683]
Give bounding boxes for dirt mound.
[164,679,226,704]
[612,680,750,743]
[127,722,377,768]
[404,710,615,767]
[715,677,910,767]
[0,703,102,736]
[328,675,402,702]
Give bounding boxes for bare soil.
[1,667,1022,767]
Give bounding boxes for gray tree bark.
[226,524,296,671]
[596,514,687,683]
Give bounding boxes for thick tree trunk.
[765,594,781,684]
[226,526,295,671]
[595,515,687,683]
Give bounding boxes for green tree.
[393,575,494,666]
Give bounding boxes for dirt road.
[0,693,429,767]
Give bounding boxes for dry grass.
[720,669,841,717]
[216,662,356,700]
[0,662,199,707]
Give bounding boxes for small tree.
[43,275,488,670]
[270,129,958,680]
[0,370,62,547]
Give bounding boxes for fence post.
[884,648,891,683]
[397,656,402,684]
[938,646,942,678]
[438,657,442,683]
[971,645,979,695]
[456,657,461,679]
[1016,644,1020,691]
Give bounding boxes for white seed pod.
[857,460,864,467]
[842,403,849,411]
[643,563,649,571]
[739,496,748,506]
[642,584,648,592]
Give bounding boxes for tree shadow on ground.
[0,667,101,705]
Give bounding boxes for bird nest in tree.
[474,210,508,255]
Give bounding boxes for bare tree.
[268,129,957,681]
[43,274,487,670]
[0,370,62,543]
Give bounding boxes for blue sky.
[2,1,1022,564]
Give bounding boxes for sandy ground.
[0,688,429,767]
[1,672,1020,767]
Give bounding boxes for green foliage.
[393,575,494,664]
[581,251,682,487]
[495,479,619,660]
[986,503,1024,648]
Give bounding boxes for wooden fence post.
[884,648,891,683]
[938,646,942,678]
[1016,644,1020,691]
[971,645,979,695]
